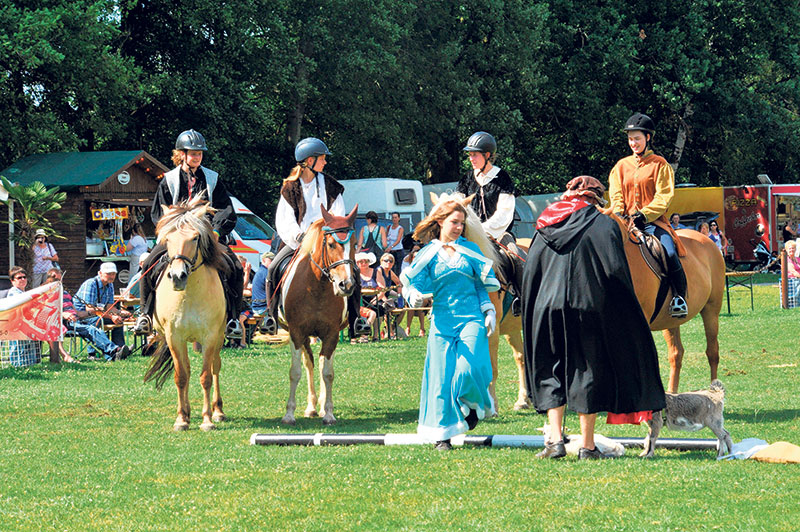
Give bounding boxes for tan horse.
[144,197,230,431]
[611,215,725,392]
[429,192,529,412]
[279,205,359,426]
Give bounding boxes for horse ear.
[429,192,439,205]
[462,194,475,208]
[346,204,358,225]
[320,204,333,224]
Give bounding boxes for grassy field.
[1,280,799,531]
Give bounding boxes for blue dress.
[400,237,500,441]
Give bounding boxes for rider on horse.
[609,113,688,319]
[261,137,370,337]
[457,131,526,316]
[134,129,245,339]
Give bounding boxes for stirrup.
[133,315,152,334]
[511,297,522,317]
[353,316,371,337]
[669,295,688,318]
[225,319,243,340]
[261,315,278,335]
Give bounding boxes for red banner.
[0,282,63,341]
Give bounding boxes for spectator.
[232,255,254,349]
[73,262,131,352]
[123,252,150,300]
[386,212,405,274]
[783,221,797,245]
[357,211,387,265]
[376,252,404,339]
[669,213,687,230]
[7,266,39,365]
[241,251,274,342]
[45,268,130,362]
[126,224,149,277]
[356,251,381,341]
[708,221,728,255]
[31,229,59,288]
[699,221,711,237]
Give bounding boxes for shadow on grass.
[725,408,800,423]
[0,360,101,380]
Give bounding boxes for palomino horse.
[429,192,529,412]
[144,196,230,431]
[279,205,358,426]
[611,214,725,393]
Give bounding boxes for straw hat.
[34,229,47,239]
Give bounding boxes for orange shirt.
[608,150,675,223]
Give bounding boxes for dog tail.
[710,379,726,397]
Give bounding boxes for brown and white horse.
[144,197,230,431]
[279,205,359,425]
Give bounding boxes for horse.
[279,204,359,426]
[429,192,530,412]
[143,196,231,431]
[610,214,725,393]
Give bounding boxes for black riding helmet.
[463,131,497,154]
[175,129,208,151]
[623,113,655,137]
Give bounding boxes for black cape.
[521,199,665,415]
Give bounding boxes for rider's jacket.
[456,166,515,240]
[150,166,237,238]
[275,172,345,249]
[608,150,675,224]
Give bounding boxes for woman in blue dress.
[401,200,499,450]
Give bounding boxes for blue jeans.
[68,320,120,360]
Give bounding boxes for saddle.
[491,233,527,293]
[269,248,297,314]
[630,227,676,323]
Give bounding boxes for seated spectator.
[786,241,800,278]
[73,262,131,352]
[356,251,382,340]
[236,251,274,346]
[376,252,404,339]
[45,268,130,362]
[669,213,687,230]
[123,252,150,300]
[233,254,258,349]
[6,266,38,365]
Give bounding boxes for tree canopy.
[1,0,799,221]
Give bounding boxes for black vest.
[456,168,515,223]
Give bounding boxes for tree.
[0,176,79,272]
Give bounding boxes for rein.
[308,225,357,282]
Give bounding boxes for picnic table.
[725,271,755,313]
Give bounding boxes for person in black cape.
[521,176,665,460]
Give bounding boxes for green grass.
[2,283,799,531]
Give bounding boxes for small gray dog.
[641,379,733,458]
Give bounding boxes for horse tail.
[143,338,174,390]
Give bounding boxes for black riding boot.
[668,260,688,318]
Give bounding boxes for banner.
[91,207,129,221]
[0,282,63,341]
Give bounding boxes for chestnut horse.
[279,205,359,426]
[611,214,725,392]
[144,197,230,431]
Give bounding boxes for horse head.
[310,203,358,297]
[157,196,217,291]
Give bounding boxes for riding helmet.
[462,131,497,154]
[622,113,656,136]
[175,129,208,151]
[294,137,332,162]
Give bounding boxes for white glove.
[403,286,424,308]
[484,308,496,337]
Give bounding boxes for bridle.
[307,225,356,282]
[165,235,203,273]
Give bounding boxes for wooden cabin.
[0,151,168,293]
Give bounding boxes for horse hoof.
[173,422,189,432]
[200,422,216,432]
[212,413,226,423]
[322,415,337,426]
[304,409,319,418]
[281,415,296,425]
[513,401,531,411]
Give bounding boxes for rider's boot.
[261,278,279,335]
[669,261,688,318]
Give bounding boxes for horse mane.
[300,219,324,256]
[426,192,498,263]
[155,195,231,276]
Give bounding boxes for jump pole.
[249,433,719,451]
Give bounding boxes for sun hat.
[355,251,376,264]
[34,229,47,238]
[100,262,118,273]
